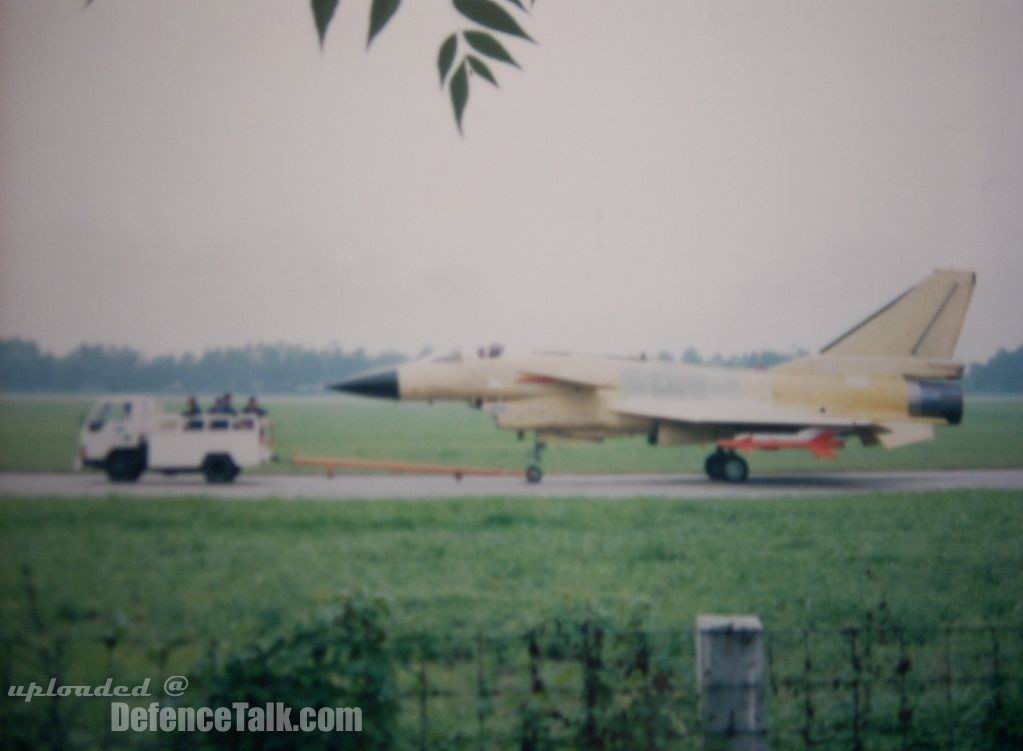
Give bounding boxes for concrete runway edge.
[1,469,1022,501]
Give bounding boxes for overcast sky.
[1,0,1020,362]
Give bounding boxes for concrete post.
[695,615,767,751]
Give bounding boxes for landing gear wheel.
[721,453,749,483]
[524,438,546,485]
[704,451,725,481]
[106,449,144,483]
[202,454,239,484]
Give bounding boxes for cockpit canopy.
[431,343,504,363]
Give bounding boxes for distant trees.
[1,338,1020,393]
[964,346,1023,393]
[0,339,404,394]
[700,349,805,369]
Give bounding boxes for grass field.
[1,393,1022,475]
[1,490,1020,641]
[1,490,1022,747]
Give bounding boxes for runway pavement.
[1,469,1022,501]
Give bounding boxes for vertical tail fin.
[820,269,975,359]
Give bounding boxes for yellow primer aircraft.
[333,269,975,483]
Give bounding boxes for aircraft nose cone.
[331,370,400,399]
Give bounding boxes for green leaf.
[502,0,527,10]
[449,61,469,132]
[367,0,401,46]
[311,0,341,47]
[452,0,533,42]
[437,34,458,86]
[467,56,498,86]
[463,30,519,67]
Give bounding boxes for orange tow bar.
[292,455,523,481]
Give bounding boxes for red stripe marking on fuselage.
[516,374,558,384]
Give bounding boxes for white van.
[76,396,272,483]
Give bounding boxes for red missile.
[717,430,845,460]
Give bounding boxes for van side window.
[184,419,204,431]
[210,419,229,430]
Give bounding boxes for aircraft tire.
[704,452,725,481]
[721,453,749,483]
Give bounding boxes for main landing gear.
[705,449,749,483]
[525,439,546,484]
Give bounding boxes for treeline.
[673,347,801,369]
[0,339,406,394]
[965,345,1023,393]
[0,338,1020,393]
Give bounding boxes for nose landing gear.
[705,449,749,483]
[525,439,546,484]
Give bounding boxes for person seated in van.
[182,396,201,417]
[242,396,266,417]
[210,393,237,415]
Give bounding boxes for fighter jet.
[333,269,974,483]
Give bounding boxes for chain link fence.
[766,620,1023,750]
[2,585,1020,750]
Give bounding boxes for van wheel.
[203,454,239,484]
[106,449,145,483]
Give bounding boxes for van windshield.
[87,401,132,430]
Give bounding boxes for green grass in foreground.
[1,490,1020,749]
[1,490,1020,641]
[1,394,1022,474]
